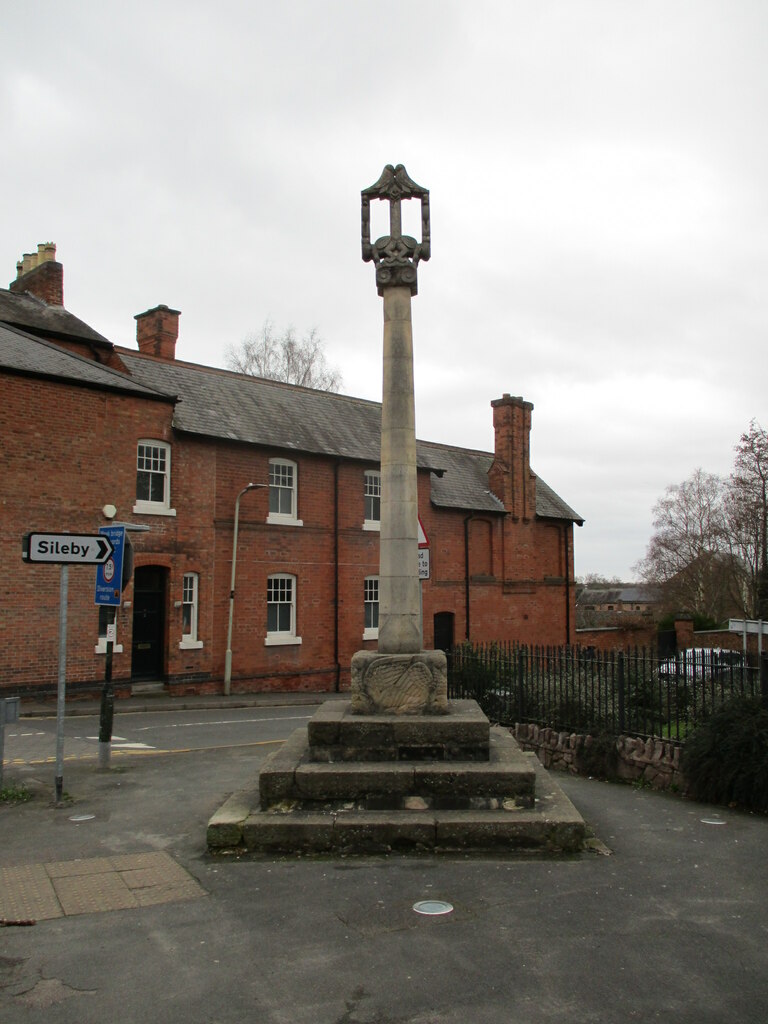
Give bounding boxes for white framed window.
[95,606,123,654]
[363,575,379,640]
[180,572,203,649]
[265,573,302,646]
[363,470,381,530]
[267,458,302,526]
[133,440,176,516]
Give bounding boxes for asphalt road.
[3,705,315,769]
[2,700,768,1023]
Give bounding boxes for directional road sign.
[22,532,114,565]
[95,525,127,607]
[729,618,768,636]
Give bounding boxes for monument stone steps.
[207,699,587,856]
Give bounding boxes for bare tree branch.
[635,424,768,622]
[225,320,343,392]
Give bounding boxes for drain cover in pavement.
[413,900,453,916]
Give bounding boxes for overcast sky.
[3,1,766,580]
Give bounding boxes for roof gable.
[0,324,174,402]
[0,288,112,347]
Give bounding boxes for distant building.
[576,585,659,628]
[1,243,583,698]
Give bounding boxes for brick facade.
[1,245,583,699]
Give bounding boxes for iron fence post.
[517,647,525,721]
[617,652,626,735]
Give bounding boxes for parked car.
[657,647,744,681]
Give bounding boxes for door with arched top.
[433,611,455,653]
[131,566,166,680]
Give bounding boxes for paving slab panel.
[52,871,138,915]
[45,856,115,878]
[1,852,205,921]
[0,863,62,922]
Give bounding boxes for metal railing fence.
[447,642,763,742]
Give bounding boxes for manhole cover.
[413,900,453,916]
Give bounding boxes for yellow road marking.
[3,738,284,767]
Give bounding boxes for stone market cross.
[351,165,448,715]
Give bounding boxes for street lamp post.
[224,482,267,696]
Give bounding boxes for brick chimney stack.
[488,394,537,521]
[135,304,181,361]
[9,242,63,305]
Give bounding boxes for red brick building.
[1,244,583,699]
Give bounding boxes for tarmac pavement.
[2,693,768,1023]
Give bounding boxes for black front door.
[434,612,455,652]
[132,566,166,680]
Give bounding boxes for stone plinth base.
[308,698,488,762]
[207,698,588,857]
[350,649,448,715]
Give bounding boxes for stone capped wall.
[513,722,685,792]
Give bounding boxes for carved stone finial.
[361,164,430,296]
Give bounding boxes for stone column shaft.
[378,285,422,654]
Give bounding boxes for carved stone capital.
[375,260,419,296]
[362,164,430,296]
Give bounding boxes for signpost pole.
[21,525,128,796]
[94,525,126,770]
[98,607,116,769]
[55,564,68,803]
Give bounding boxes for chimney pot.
[10,242,64,305]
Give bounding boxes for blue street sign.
[94,525,126,606]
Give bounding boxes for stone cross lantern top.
[351,165,448,715]
[361,164,430,297]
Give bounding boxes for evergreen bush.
[681,698,768,812]
[576,732,619,780]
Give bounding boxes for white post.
[55,564,68,803]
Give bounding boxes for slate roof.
[118,350,583,523]
[0,284,582,522]
[0,324,174,401]
[0,288,112,347]
[577,586,657,606]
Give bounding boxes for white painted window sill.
[264,635,303,647]
[362,521,380,532]
[266,514,303,527]
[179,639,204,650]
[362,628,379,641]
[132,501,177,517]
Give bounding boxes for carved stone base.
[350,650,448,715]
